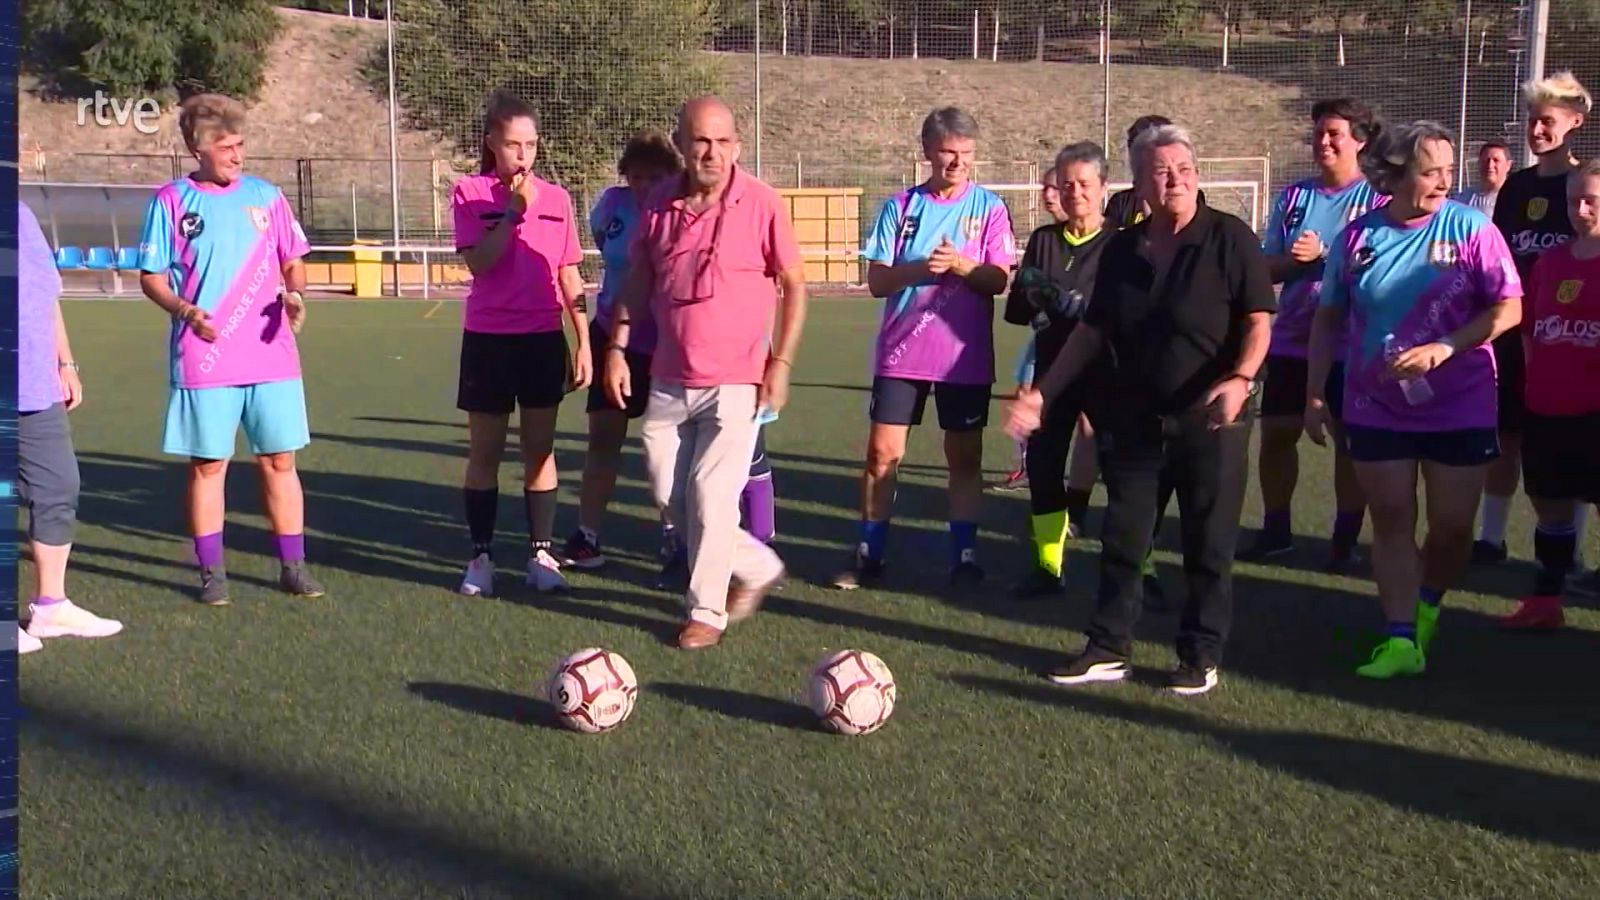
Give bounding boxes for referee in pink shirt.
[605,96,809,650]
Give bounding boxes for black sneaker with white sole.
[1044,646,1130,686]
[1013,566,1066,599]
[1236,530,1294,562]
[1168,664,1220,696]
[832,549,885,591]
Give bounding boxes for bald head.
[675,95,741,192]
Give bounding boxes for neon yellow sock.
[1032,510,1069,577]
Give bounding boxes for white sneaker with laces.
[26,599,123,639]
[526,548,570,593]
[459,553,496,597]
[19,625,43,655]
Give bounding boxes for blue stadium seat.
[85,247,116,270]
[55,247,85,269]
[115,247,141,270]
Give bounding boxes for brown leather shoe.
[727,569,785,623]
[677,621,724,650]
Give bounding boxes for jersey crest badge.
[1528,197,1549,221]
[248,207,271,232]
[1351,245,1377,273]
[178,211,205,239]
[1557,279,1585,305]
[960,216,984,242]
[1428,240,1459,268]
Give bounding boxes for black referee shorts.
[456,329,571,415]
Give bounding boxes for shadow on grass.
[648,682,815,730]
[22,702,671,899]
[950,672,1600,853]
[407,681,561,730]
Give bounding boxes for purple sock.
[34,596,64,606]
[741,476,776,544]
[195,532,224,570]
[1263,510,1291,538]
[1332,510,1364,545]
[277,533,306,564]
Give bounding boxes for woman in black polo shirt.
[1007,123,1275,696]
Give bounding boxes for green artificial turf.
[19,299,1600,899]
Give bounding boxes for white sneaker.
[526,548,570,594]
[25,599,123,639]
[459,553,496,597]
[19,625,43,655]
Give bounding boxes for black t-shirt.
[1494,164,1576,282]
[1492,164,1576,358]
[1105,187,1209,230]
[1004,224,1114,374]
[1084,204,1276,415]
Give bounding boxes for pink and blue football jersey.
[1263,176,1387,359]
[862,183,1016,385]
[139,175,311,390]
[1321,201,1523,432]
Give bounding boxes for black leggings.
[1026,397,1080,516]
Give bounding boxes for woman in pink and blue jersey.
[834,106,1016,591]
[1248,98,1386,570]
[563,132,682,574]
[138,93,322,607]
[452,90,592,598]
[1306,121,1523,679]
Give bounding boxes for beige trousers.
[640,380,784,630]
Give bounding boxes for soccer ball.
[546,648,638,734]
[807,650,896,736]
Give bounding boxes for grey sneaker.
[200,567,231,606]
[280,562,326,598]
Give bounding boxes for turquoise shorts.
[163,379,310,460]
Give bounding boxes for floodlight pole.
[386,0,403,283]
[755,0,763,179]
[1525,0,1550,168]
[1456,0,1472,191]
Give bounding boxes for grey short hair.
[1358,120,1455,194]
[922,107,980,148]
[1054,141,1108,182]
[1130,124,1198,180]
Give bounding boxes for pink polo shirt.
[631,168,803,387]
[452,173,582,334]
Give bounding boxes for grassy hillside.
[20,7,1325,238]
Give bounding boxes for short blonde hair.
[179,93,247,154]
[1522,71,1592,116]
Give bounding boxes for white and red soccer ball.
[546,648,638,734]
[807,649,897,736]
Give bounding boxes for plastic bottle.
[1383,333,1434,405]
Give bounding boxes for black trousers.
[1025,393,1084,516]
[1086,406,1253,667]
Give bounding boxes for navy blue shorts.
[1260,356,1346,420]
[1344,425,1500,467]
[869,377,989,432]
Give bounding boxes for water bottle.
[1383,333,1434,406]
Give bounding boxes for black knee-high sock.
[1533,523,1578,596]
[464,487,498,558]
[525,488,558,552]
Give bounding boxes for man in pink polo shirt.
[605,96,809,650]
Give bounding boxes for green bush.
[24,0,281,100]
[380,0,721,192]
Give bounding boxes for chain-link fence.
[29,2,1600,274]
